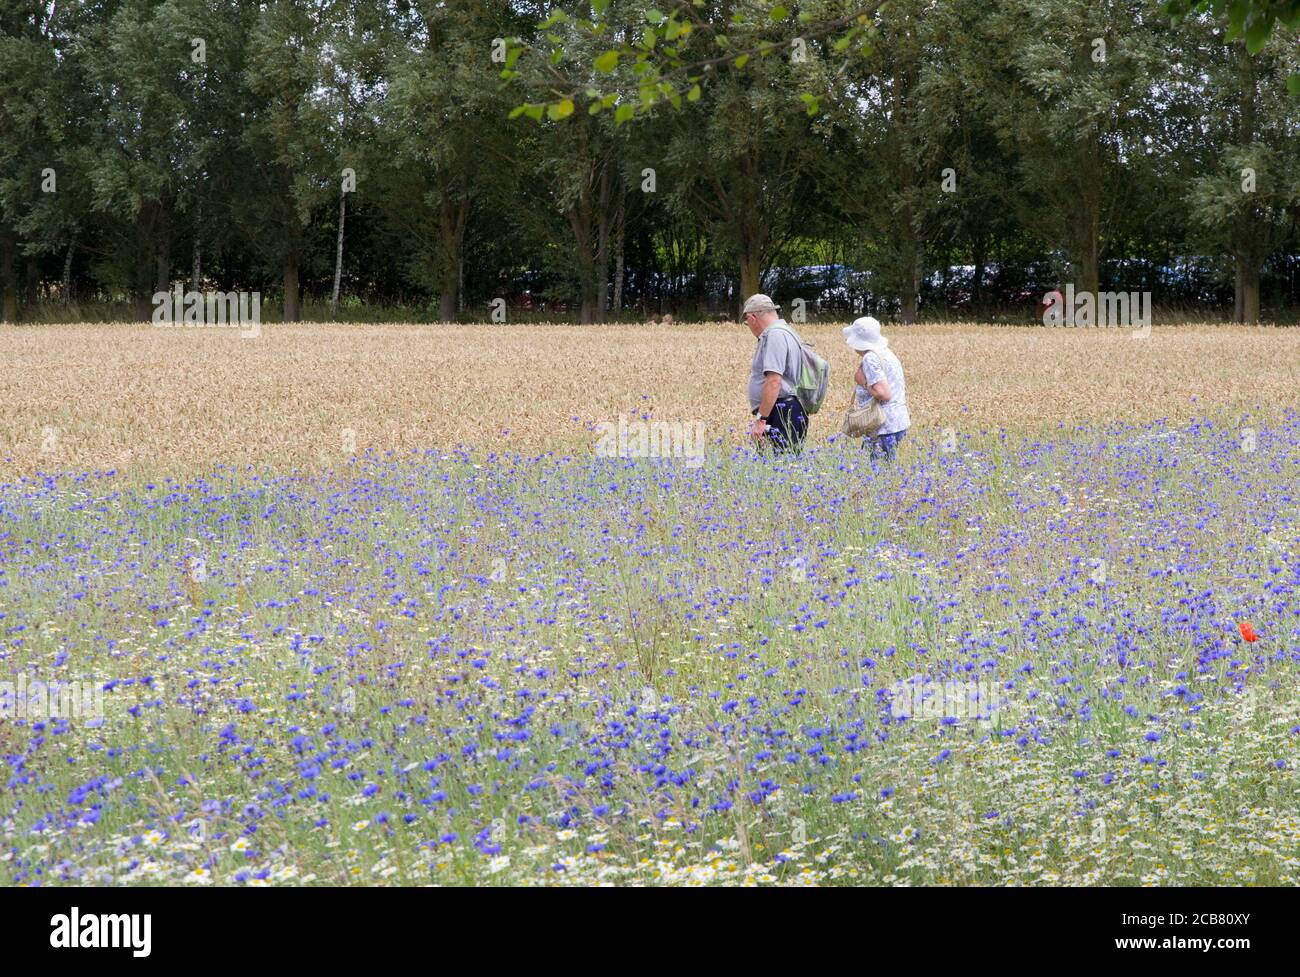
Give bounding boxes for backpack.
[767,322,830,415]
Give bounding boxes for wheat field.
[1,321,1297,473]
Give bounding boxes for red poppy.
[1238,621,1258,643]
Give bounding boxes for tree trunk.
[24,257,39,309]
[893,63,921,325]
[133,245,154,321]
[595,240,610,317]
[1244,274,1260,325]
[900,262,919,323]
[1074,133,1102,300]
[1076,219,1100,300]
[577,276,598,324]
[437,192,469,324]
[63,239,76,305]
[1,232,17,323]
[331,190,345,316]
[154,204,171,297]
[1235,257,1260,324]
[283,254,301,322]
[971,234,987,312]
[739,252,762,307]
[595,170,614,320]
[899,202,920,324]
[734,161,769,312]
[566,203,599,324]
[612,218,625,316]
[1233,263,1245,323]
[1234,51,1259,325]
[131,202,160,320]
[192,204,202,293]
[564,117,606,325]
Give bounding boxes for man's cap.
[742,294,779,315]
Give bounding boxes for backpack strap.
[766,322,802,345]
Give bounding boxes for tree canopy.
[1,0,1298,324]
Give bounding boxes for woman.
[843,316,910,461]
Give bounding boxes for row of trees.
[1,0,1298,324]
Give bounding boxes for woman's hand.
[857,360,892,402]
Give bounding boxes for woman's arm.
[856,362,892,402]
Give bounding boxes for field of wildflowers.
[3,395,1299,886]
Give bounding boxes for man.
[743,294,807,452]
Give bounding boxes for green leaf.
[592,0,611,16]
[524,104,544,122]
[687,83,701,101]
[734,54,750,68]
[799,92,819,116]
[770,4,789,20]
[1224,0,1249,38]
[508,104,529,119]
[1288,72,1300,96]
[645,8,664,24]
[595,50,619,72]
[548,99,575,120]
[614,103,635,123]
[1243,14,1272,54]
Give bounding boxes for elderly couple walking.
[743,293,910,460]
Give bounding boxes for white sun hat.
[843,316,889,352]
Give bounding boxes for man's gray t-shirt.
[748,321,801,411]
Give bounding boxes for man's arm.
[750,372,782,438]
[757,372,782,418]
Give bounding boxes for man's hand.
[749,417,768,442]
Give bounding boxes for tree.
[382,0,523,322]
[0,0,92,320]
[241,0,335,322]
[1165,0,1300,92]
[1182,28,1300,321]
[818,0,963,322]
[657,3,824,305]
[972,1,1172,300]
